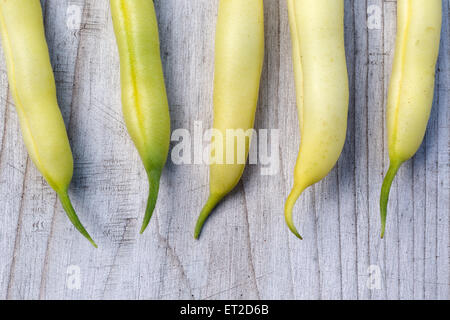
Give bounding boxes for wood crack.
[240,181,261,300]
[154,213,194,299]
[6,158,29,299]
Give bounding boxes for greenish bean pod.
[110,0,170,233]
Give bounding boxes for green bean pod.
[110,0,170,233]
[0,0,96,247]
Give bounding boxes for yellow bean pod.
[285,0,349,239]
[380,0,442,238]
[194,0,264,238]
[0,0,96,247]
[110,0,170,233]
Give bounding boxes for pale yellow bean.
[285,0,349,239]
[380,0,442,238]
[195,0,264,238]
[0,0,96,247]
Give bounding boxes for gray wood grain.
[0,0,448,300]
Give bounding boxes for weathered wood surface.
[0,0,448,300]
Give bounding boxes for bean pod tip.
[380,160,403,239]
[58,191,97,248]
[284,185,306,240]
[194,193,224,240]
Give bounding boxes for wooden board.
[0,0,448,300]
